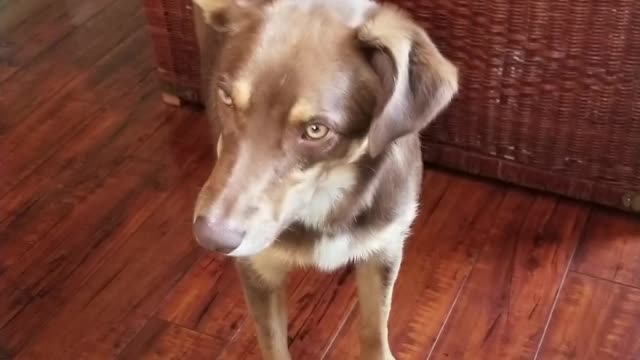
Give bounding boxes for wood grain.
[571,208,640,288]
[429,196,590,359]
[2,1,640,359]
[0,28,154,198]
[537,273,640,360]
[11,160,207,359]
[0,0,115,82]
[0,0,56,32]
[286,269,358,359]
[155,255,251,354]
[0,0,144,129]
[388,177,505,359]
[0,77,163,285]
[0,132,209,357]
[0,107,212,356]
[119,318,223,360]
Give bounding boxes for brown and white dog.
[191,1,458,359]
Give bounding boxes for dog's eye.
[304,124,329,140]
[217,87,234,107]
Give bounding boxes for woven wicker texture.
[143,0,640,212]
[144,0,201,102]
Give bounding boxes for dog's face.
[193,0,458,257]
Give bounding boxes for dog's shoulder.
[311,199,418,271]
[254,199,417,273]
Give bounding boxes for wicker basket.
[143,0,202,103]
[143,0,640,213]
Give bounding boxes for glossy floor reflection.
[1,1,640,359]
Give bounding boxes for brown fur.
[192,1,458,358]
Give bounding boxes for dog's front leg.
[236,259,291,360]
[355,249,402,360]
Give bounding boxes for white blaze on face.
[196,141,280,257]
[225,161,360,257]
[198,139,365,257]
[278,0,376,27]
[245,0,376,73]
[227,149,280,256]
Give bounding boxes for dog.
[191,1,458,359]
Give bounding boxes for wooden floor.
[1,1,640,359]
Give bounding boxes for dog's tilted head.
[192,0,458,257]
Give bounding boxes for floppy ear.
[357,5,459,157]
[193,0,270,32]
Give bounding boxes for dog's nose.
[193,216,244,254]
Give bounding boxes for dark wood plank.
[10,147,209,359]
[0,0,57,33]
[323,306,360,360]
[537,273,640,360]
[0,288,32,330]
[154,255,251,351]
[571,208,640,288]
[119,318,222,360]
[0,0,144,130]
[325,172,505,359]
[0,28,154,197]
[429,197,590,359]
[155,249,333,358]
[0,0,61,81]
[0,97,96,192]
[0,157,159,353]
[388,177,506,359]
[213,268,357,360]
[0,77,164,283]
[0,109,212,356]
[286,269,357,360]
[0,0,115,83]
[154,254,230,328]
[4,108,208,292]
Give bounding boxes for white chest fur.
[311,208,415,271]
[312,232,387,271]
[250,202,417,277]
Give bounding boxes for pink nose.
[192,216,244,254]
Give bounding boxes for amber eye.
[304,123,329,140]
[217,87,234,107]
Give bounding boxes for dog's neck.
[296,141,405,235]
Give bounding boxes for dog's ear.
[193,0,271,32]
[357,5,459,157]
